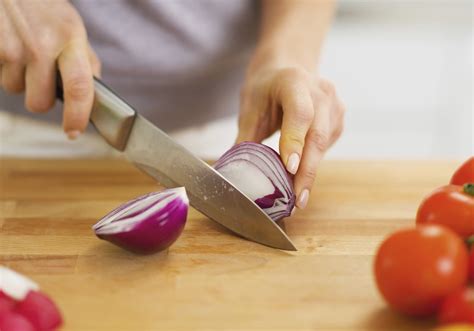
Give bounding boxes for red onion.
[93,187,188,254]
[214,142,296,221]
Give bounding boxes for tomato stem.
[467,236,474,250]
[463,183,474,196]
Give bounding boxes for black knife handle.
[56,73,136,151]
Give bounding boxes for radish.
[15,290,63,331]
[0,312,36,331]
[0,290,16,314]
[0,267,39,301]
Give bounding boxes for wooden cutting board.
[0,159,460,330]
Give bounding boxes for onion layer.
[214,142,296,221]
[93,187,188,254]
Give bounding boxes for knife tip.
[283,242,298,251]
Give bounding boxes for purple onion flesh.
[92,187,188,254]
[214,142,296,221]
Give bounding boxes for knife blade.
[57,77,297,251]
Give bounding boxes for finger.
[2,62,25,93]
[278,83,314,175]
[235,85,270,144]
[88,45,101,77]
[58,41,94,139]
[24,58,56,113]
[236,101,261,144]
[0,65,3,88]
[293,99,331,209]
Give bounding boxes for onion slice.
[93,187,189,254]
[214,142,296,221]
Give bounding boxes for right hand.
[0,0,100,139]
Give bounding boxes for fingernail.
[297,189,309,209]
[287,153,300,174]
[67,130,81,140]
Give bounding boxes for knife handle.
[56,74,136,151]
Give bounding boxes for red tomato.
[470,249,474,283]
[438,287,474,325]
[374,225,469,316]
[435,324,474,331]
[451,157,474,185]
[416,185,474,239]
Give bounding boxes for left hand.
[236,66,345,209]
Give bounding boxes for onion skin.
[215,142,296,221]
[93,188,188,254]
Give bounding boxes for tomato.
[451,157,474,185]
[416,185,474,239]
[374,225,469,316]
[470,248,474,283]
[438,287,474,325]
[434,325,474,331]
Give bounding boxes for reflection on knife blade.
[124,115,297,251]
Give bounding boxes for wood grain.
[0,159,460,330]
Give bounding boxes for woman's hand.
[0,0,100,139]
[237,66,345,209]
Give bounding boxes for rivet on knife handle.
[56,75,136,151]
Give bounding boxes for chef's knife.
[57,77,296,251]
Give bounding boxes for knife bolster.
[89,79,136,151]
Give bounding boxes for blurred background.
[0,0,472,159]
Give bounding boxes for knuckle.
[333,123,344,140]
[25,96,54,113]
[338,102,347,116]
[62,12,86,36]
[279,67,307,82]
[293,106,313,124]
[284,133,305,148]
[303,167,317,182]
[311,87,330,105]
[3,80,24,94]
[64,76,91,101]
[1,47,22,64]
[319,79,336,95]
[33,37,57,60]
[308,129,331,151]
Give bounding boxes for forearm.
[249,0,335,74]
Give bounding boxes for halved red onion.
[93,187,188,254]
[214,142,296,221]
